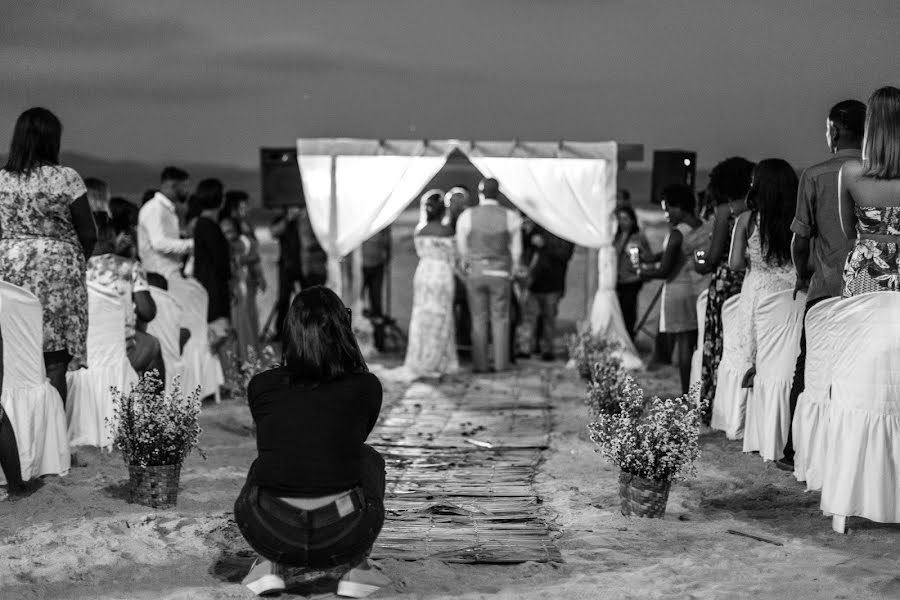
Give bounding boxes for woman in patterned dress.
[403,189,460,378]
[839,86,900,296]
[0,107,97,402]
[695,157,755,423]
[728,159,798,386]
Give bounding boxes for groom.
[455,178,523,373]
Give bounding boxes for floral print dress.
[0,166,89,365]
[842,206,900,296]
[404,235,459,377]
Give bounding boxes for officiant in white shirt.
[138,166,193,283]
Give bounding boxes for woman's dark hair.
[4,107,62,174]
[94,212,116,248]
[862,86,900,179]
[661,183,696,214]
[421,189,445,223]
[220,190,248,223]
[193,178,224,211]
[282,286,368,383]
[141,188,158,206]
[746,158,797,266]
[108,197,138,233]
[707,156,755,203]
[615,206,640,236]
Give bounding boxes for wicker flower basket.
[128,463,181,509]
[618,472,671,518]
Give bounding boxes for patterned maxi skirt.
[404,259,459,377]
[699,264,745,423]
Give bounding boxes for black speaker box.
[260,147,306,208]
[650,150,697,204]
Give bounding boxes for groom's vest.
[467,203,512,273]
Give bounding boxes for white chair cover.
[821,292,900,525]
[169,277,224,402]
[147,287,184,394]
[742,290,805,461]
[0,280,70,483]
[689,288,709,390]
[66,283,139,449]
[710,294,748,439]
[791,297,841,489]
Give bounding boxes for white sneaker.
[242,558,285,596]
[336,560,390,598]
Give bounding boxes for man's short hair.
[661,183,696,214]
[617,188,631,201]
[160,166,189,183]
[84,177,109,213]
[829,100,866,140]
[479,178,500,200]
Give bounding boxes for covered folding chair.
[147,287,185,395]
[742,289,805,461]
[821,292,900,533]
[170,277,224,402]
[710,294,748,439]
[0,280,70,482]
[791,297,841,489]
[689,288,709,390]
[66,283,139,449]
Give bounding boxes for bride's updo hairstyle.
[282,286,368,384]
[419,188,445,225]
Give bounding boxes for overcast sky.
[1,1,897,169]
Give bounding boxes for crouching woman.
[235,286,388,598]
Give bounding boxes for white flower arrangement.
[567,327,622,381]
[108,370,204,468]
[590,379,707,483]
[586,359,630,417]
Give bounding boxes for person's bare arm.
[133,290,157,322]
[838,162,859,240]
[696,204,733,274]
[639,229,682,279]
[69,195,98,259]
[728,212,750,271]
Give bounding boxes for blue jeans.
[234,445,386,568]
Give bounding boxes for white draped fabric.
[170,277,225,402]
[791,297,841,489]
[742,290,805,461]
[297,139,639,366]
[690,289,709,389]
[66,284,139,450]
[147,287,184,395]
[0,281,70,482]
[711,294,748,440]
[821,292,900,525]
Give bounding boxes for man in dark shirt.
[780,99,865,469]
[270,206,304,340]
[298,207,328,288]
[515,217,575,361]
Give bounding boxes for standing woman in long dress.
[220,190,266,361]
[695,157,755,422]
[840,86,900,297]
[0,107,97,402]
[403,190,460,378]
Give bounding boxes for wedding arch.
[296,137,645,368]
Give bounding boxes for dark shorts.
[234,445,386,568]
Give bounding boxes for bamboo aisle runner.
[369,372,562,564]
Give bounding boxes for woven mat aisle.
[370,372,562,564]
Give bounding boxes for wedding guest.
[404,190,459,377]
[109,196,139,259]
[235,286,388,598]
[780,99,865,469]
[138,167,192,285]
[361,225,392,351]
[270,206,304,341]
[840,86,900,297]
[298,207,328,288]
[444,186,476,358]
[456,178,523,373]
[616,188,632,209]
[87,214,165,379]
[639,184,712,393]
[696,157,755,420]
[220,190,266,360]
[192,179,232,327]
[613,206,652,340]
[0,107,97,402]
[84,177,110,215]
[729,159,797,387]
[516,218,575,360]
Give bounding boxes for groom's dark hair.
[479,178,500,200]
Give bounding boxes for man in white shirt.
[455,178,523,372]
[138,166,193,283]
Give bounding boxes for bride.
[401,189,460,379]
